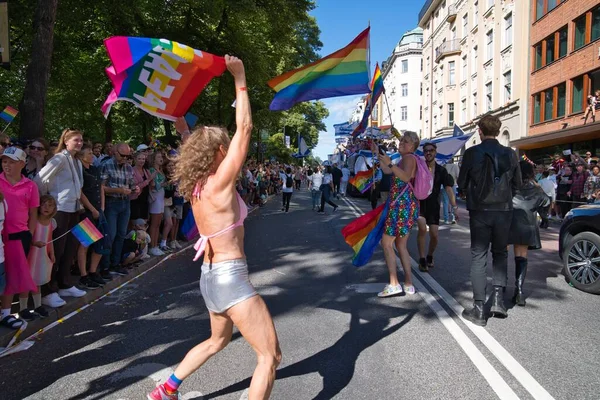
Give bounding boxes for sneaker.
[19,308,37,321]
[99,270,113,282]
[403,284,416,295]
[89,272,106,286]
[34,306,49,318]
[109,266,128,276]
[42,293,66,308]
[58,286,86,298]
[149,247,165,256]
[147,384,180,400]
[377,284,404,298]
[80,275,101,289]
[141,253,151,260]
[169,240,181,250]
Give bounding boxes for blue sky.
[309,0,424,160]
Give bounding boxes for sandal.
[426,255,434,269]
[1,315,24,330]
[418,257,429,272]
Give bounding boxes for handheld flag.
[71,218,104,247]
[349,168,375,193]
[0,106,18,123]
[185,112,199,128]
[268,27,370,111]
[352,63,384,138]
[181,210,199,241]
[342,201,389,267]
[102,37,227,121]
[292,135,311,158]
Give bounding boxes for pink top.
[192,185,248,261]
[0,173,40,234]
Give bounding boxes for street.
[1,190,599,400]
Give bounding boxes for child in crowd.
[169,179,185,250]
[121,230,147,266]
[0,147,39,328]
[26,195,57,319]
[129,218,151,260]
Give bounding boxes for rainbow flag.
[352,63,384,138]
[371,63,384,104]
[268,27,371,111]
[101,37,227,121]
[0,106,18,123]
[71,218,104,247]
[342,201,388,267]
[180,210,199,241]
[349,168,375,193]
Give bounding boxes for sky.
[309,0,424,160]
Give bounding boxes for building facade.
[418,0,529,147]
[377,28,424,135]
[511,0,600,164]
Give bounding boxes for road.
[1,189,598,400]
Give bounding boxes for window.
[546,35,555,65]
[401,106,408,121]
[487,0,493,10]
[473,92,478,118]
[557,83,566,117]
[504,13,512,48]
[472,45,478,69]
[533,94,541,124]
[544,90,554,121]
[574,16,586,50]
[474,1,478,26]
[593,7,600,42]
[421,59,423,71]
[401,60,408,73]
[504,71,511,103]
[536,0,544,21]
[559,27,568,58]
[462,55,467,81]
[572,76,584,113]
[533,26,568,71]
[449,61,456,85]
[448,103,455,126]
[486,82,492,111]
[452,27,457,40]
[463,14,468,38]
[420,82,423,95]
[461,99,467,122]
[486,30,493,60]
[420,105,423,120]
[534,44,542,70]
[536,0,565,20]
[401,84,408,97]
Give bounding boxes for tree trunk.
[104,114,113,142]
[19,0,58,140]
[163,119,173,145]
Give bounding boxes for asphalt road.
[1,189,598,400]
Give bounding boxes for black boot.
[490,286,508,318]
[512,257,528,306]
[462,300,487,326]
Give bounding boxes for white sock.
[160,239,167,247]
[19,297,28,311]
[1,308,11,319]
[33,293,42,309]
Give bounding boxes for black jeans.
[320,185,337,211]
[333,181,341,196]
[468,210,512,301]
[282,192,292,212]
[42,211,80,295]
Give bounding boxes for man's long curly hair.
[174,126,231,200]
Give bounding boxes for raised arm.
[214,55,253,188]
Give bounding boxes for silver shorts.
[199,258,257,313]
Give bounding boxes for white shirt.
[282,174,294,193]
[341,167,351,181]
[37,151,83,213]
[0,200,6,263]
[310,172,323,190]
[538,178,556,201]
[322,173,333,185]
[445,163,460,184]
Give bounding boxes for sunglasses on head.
[29,145,45,151]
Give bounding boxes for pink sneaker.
[147,384,180,400]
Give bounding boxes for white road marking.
[272,269,286,275]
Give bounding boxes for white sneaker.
[141,253,151,260]
[377,284,404,298]
[58,286,86,298]
[169,240,182,250]
[42,293,66,308]
[149,247,165,256]
[403,284,416,295]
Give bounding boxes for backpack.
[475,150,513,205]
[406,154,433,200]
[285,174,294,188]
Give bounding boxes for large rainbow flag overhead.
[352,63,384,138]
[349,167,375,193]
[342,201,389,267]
[268,27,371,111]
[101,37,227,120]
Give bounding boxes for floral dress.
[384,177,419,237]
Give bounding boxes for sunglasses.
[424,149,436,153]
[29,145,45,151]
[118,152,133,160]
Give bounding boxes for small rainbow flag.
[342,201,388,267]
[180,210,199,241]
[268,27,371,111]
[71,218,104,247]
[0,106,18,123]
[371,63,384,104]
[349,168,375,193]
[101,37,227,121]
[352,63,384,138]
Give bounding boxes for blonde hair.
[173,126,230,199]
[56,129,83,153]
[402,131,420,152]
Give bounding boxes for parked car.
[559,204,600,294]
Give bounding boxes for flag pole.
[1,121,13,135]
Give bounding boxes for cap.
[2,147,27,162]
[548,166,555,170]
[136,144,149,151]
[131,218,148,229]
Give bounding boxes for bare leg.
[416,217,427,259]
[382,234,400,286]
[173,312,234,380]
[514,244,528,258]
[228,295,281,400]
[149,213,162,248]
[89,252,102,273]
[170,218,179,242]
[428,225,439,256]
[395,234,413,286]
[77,244,89,277]
[161,214,173,245]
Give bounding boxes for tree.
[18,0,58,140]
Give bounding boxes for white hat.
[2,147,27,162]
[136,144,150,151]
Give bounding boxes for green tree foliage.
[0,0,328,153]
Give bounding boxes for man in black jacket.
[332,163,343,199]
[457,115,521,326]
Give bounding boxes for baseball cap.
[132,218,148,229]
[136,144,150,151]
[2,147,27,162]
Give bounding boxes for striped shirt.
[101,157,134,198]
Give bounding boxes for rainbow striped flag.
[352,63,384,138]
[342,201,388,267]
[101,37,227,121]
[349,168,375,193]
[0,106,18,123]
[268,27,370,111]
[71,218,104,247]
[371,63,384,104]
[180,210,199,241]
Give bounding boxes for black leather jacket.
[457,138,521,211]
[508,181,551,249]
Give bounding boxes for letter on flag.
[101,37,227,121]
[268,28,371,111]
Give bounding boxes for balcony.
[435,39,461,63]
[446,4,457,23]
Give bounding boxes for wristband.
[237,86,247,92]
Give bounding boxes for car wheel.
[562,232,600,295]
